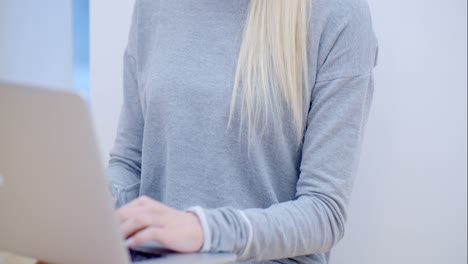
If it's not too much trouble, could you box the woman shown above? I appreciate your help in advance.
[108,0,378,263]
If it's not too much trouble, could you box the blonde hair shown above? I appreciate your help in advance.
[228,0,311,149]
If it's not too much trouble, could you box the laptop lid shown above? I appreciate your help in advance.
[0,82,130,264]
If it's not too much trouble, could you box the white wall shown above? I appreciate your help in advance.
[331,0,467,263]
[90,0,134,161]
[90,1,467,263]
[0,0,73,89]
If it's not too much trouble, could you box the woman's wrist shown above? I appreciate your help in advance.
[185,206,212,252]
[184,211,204,252]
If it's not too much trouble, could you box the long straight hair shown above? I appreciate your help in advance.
[228,0,311,149]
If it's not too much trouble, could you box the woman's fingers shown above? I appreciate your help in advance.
[117,198,144,222]
[121,214,152,238]
[118,196,172,239]
[126,227,166,248]
[115,196,203,253]
[117,196,165,222]
[120,212,169,238]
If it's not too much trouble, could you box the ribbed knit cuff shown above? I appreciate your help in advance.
[202,207,252,257]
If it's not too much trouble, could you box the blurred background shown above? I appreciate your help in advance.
[0,0,466,263]
[0,0,89,97]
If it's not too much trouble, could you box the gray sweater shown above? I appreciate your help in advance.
[107,0,379,263]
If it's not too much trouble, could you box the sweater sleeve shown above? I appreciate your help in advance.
[107,3,144,208]
[196,0,379,260]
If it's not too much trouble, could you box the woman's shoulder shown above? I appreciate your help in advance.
[310,0,378,79]
[311,0,374,32]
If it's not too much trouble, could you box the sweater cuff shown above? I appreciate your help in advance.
[186,206,212,252]
[237,210,253,259]
[202,207,252,258]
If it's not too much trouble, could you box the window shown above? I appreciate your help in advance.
[72,0,90,99]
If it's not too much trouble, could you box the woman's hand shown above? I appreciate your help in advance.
[117,196,204,253]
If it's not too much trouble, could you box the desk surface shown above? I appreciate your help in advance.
[0,251,237,264]
[0,252,37,264]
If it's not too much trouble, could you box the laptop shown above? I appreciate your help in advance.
[0,82,236,264]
